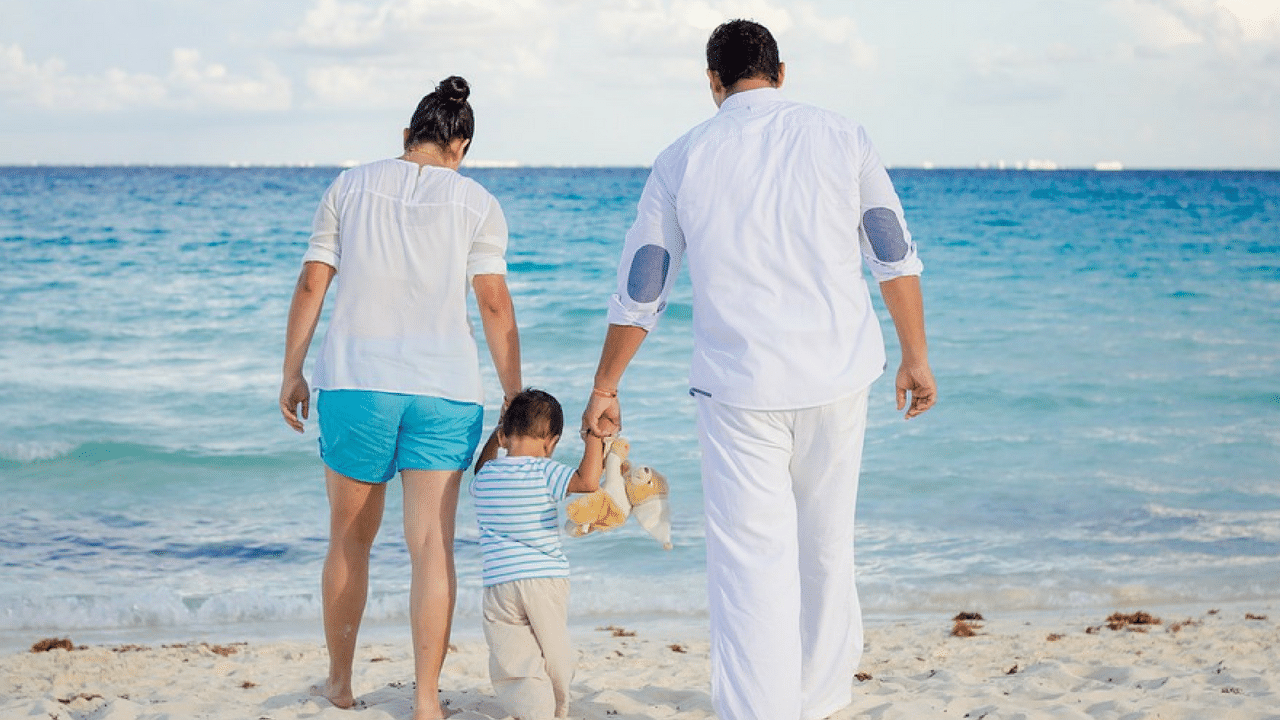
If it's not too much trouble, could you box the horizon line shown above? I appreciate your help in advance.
[2,162,1279,172]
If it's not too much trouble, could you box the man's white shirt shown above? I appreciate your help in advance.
[608,87,923,410]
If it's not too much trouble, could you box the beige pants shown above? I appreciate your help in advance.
[482,577,573,720]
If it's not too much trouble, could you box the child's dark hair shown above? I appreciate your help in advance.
[501,388,564,440]
[405,75,474,153]
[706,19,781,88]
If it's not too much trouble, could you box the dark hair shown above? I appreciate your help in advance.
[500,388,564,440]
[706,19,780,88]
[404,75,474,153]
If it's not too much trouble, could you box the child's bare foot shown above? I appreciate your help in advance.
[310,678,355,709]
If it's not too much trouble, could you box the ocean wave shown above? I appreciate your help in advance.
[0,573,710,636]
[0,440,311,469]
[0,441,75,462]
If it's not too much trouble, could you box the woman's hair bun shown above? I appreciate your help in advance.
[436,75,470,104]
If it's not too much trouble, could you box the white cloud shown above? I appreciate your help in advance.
[1115,0,1280,49]
[290,0,554,56]
[1216,0,1280,39]
[0,43,162,112]
[949,44,1068,106]
[592,0,871,66]
[287,0,559,108]
[0,43,291,113]
[168,49,292,112]
[1116,0,1280,100]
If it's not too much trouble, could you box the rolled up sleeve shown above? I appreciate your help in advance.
[856,127,923,282]
[607,167,685,330]
[302,175,342,269]
[467,197,509,279]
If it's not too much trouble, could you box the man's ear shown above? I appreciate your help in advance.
[776,61,786,88]
[707,68,725,94]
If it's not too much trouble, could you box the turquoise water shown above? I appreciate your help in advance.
[1,166,1277,646]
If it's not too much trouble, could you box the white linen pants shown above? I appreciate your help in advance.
[695,389,869,720]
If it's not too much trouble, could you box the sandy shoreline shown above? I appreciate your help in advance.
[4,602,1276,720]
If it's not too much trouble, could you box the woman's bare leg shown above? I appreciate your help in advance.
[314,466,387,708]
[401,469,463,720]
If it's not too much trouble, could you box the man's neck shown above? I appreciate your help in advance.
[712,73,780,108]
[726,77,776,96]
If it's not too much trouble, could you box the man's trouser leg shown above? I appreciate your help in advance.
[696,391,868,720]
[793,390,867,720]
[698,397,802,720]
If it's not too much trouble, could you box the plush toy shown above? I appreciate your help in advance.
[564,436,672,549]
[564,436,631,537]
[625,464,672,550]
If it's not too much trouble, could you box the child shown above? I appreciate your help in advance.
[471,388,604,720]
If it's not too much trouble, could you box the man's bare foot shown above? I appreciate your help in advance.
[310,678,355,709]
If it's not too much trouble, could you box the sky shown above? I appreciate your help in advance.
[1,0,1278,168]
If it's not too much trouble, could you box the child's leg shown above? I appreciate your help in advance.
[483,580,556,719]
[522,578,573,718]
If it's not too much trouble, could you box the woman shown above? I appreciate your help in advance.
[279,75,521,720]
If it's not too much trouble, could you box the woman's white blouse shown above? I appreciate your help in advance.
[303,158,508,403]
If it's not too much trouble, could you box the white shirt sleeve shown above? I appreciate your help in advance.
[467,195,509,280]
[302,174,343,269]
[856,126,924,282]
[607,163,686,330]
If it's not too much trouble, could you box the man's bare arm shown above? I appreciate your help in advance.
[879,275,937,419]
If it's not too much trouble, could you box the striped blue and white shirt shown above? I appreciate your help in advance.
[471,456,575,587]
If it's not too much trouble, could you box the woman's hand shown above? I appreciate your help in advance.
[280,373,312,433]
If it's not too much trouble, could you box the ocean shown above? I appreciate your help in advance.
[1,165,1277,651]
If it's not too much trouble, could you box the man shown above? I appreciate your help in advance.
[582,19,937,720]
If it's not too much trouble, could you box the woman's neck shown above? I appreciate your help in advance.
[400,144,458,170]
[399,140,466,170]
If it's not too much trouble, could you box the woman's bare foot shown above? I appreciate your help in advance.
[412,697,451,720]
[310,678,355,709]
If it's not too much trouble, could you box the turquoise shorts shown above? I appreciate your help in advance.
[316,390,484,483]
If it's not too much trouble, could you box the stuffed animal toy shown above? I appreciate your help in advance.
[625,464,672,550]
[564,436,672,549]
[564,436,631,537]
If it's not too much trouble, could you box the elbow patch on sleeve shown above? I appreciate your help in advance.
[627,244,671,303]
[863,207,909,262]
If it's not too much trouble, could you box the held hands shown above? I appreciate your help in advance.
[895,361,937,420]
[279,373,311,433]
[581,388,621,439]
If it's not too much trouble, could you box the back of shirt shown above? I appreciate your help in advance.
[471,456,575,586]
[304,158,508,402]
[609,88,923,410]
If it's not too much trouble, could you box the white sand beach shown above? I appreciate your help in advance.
[4,602,1276,720]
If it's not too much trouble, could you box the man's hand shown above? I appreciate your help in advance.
[581,392,621,438]
[280,373,311,433]
[895,361,937,419]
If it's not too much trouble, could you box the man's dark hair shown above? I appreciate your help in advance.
[500,388,564,440]
[706,19,781,88]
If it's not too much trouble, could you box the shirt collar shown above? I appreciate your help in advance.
[717,86,784,113]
